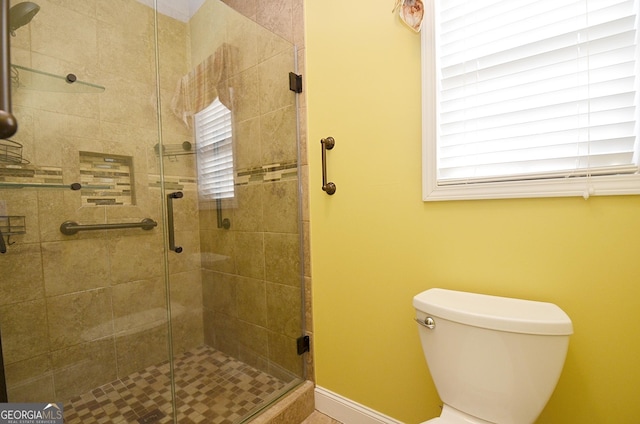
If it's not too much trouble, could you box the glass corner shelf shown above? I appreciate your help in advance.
[11,64,105,94]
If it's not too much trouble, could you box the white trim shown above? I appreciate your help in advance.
[314,386,404,424]
[421,0,640,202]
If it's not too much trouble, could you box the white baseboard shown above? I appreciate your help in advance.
[314,386,404,424]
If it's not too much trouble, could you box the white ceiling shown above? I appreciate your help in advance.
[135,0,206,22]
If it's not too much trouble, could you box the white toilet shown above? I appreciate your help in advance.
[413,288,573,424]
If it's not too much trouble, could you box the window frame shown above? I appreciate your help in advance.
[421,0,640,202]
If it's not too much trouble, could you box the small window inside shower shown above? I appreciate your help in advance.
[194,99,234,200]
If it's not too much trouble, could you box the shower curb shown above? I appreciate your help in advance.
[249,380,315,424]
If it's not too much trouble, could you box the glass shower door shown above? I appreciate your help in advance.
[157,1,306,422]
[0,0,177,421]
[0,0,306,422]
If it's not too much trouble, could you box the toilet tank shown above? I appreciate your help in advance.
[413,288,573,424]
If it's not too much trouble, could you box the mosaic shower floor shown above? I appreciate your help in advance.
[63,345,288,424]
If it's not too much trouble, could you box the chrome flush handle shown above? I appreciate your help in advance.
[415,317,435,329]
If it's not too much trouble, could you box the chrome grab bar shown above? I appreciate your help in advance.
[166,191,183,253]
[59,218,157,235]
[0,0,18,139]
[321,137,336,195]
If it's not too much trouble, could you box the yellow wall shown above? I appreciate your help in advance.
[305,1,640,423]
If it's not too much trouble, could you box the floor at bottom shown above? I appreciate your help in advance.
[63,345,288,424]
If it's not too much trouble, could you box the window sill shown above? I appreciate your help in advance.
[422,173,640,201]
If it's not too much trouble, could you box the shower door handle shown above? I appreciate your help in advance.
[321,137,336,195]
[167,191,183,253]
[0,0,18,139]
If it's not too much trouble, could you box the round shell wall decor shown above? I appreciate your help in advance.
[393,0,425,32]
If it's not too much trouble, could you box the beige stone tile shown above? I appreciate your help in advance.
[111,277,167,334]
[45,0,97,19]
[200,227,236,273]
[46,288,113,349]
[256,0,294,43]
[236,276,267,326]
[258,51,296,115]
[103,184,162,224]
[7,371,55,403]
[114,322,169,377]
[98,73,158,130]
[251,381,315,424]
[304,275,313,329]
[261,105,298,166]
[293,0,305,48]
[256,23,292,63]
[234,116,262,170]
[202,270,237,318]
[234,231,265,279]
[168,229,201,274]
[202,307,216,346]
[264,232,300,287]
[233,184,264,232]
[3,353,51,389]
[226,10,260,75]
[210,310,239,356]
[0,242,45,306]
[236,319,269,362]
[229,67,260,123]
[303,221,311,276]
[170,188,200,230]
[0,299,49,364]
[170,306,203,355]
[169,270,204,352]
[0,188,39,244]
[267,282,302,339]
[298,105,309,166]
[9,30,31,54]
[169,269,202,309]
[107,231,164,284]
[268,331,303,378]
[41,238,110,296]
[30,107,100,170]
[198,203,218,231]
[99,120,162,177]
[222,0,257,21]
[263,180,299,234]
[156,12,190,90]
[30,0,98,68]
[7,104,35,161]
[37,190,106,242]
[52,337,117,400]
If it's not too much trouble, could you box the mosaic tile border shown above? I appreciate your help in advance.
[236,162,298,186]
[0,164,63,184]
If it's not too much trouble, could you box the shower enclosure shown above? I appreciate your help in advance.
[0,0,306,423]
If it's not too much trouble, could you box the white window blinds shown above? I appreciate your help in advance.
[434,0,639,186]
[194,98,234,200]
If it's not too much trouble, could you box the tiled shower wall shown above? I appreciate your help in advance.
[235,0,312,383]
[0,0,200,401]
[190,1,308,380]
[0,0,312,404]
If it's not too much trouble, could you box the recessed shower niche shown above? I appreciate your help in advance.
[79,151,135,206]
